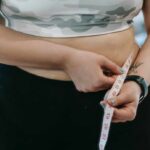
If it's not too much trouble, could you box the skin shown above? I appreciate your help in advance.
[107,0,150,123]
[0,0,149,123]
[18,28,139,80]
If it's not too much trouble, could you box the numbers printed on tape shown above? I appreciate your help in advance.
[99,52,134,150]
[104,123,109,130]
[106,113,111,120]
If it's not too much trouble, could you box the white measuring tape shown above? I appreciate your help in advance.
[99,52,134,150]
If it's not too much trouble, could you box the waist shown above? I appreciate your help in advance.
[18,27,140,81]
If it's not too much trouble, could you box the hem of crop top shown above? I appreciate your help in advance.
[1,11,133,38]
[6,23,133,38]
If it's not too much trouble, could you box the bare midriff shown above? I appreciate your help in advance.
[19,27,140,81]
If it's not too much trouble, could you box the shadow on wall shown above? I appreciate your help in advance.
[133,11,147,46]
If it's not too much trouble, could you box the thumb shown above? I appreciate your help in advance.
[101,57,124,75]
[107,93,129,107]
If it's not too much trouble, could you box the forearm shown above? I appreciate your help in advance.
[128,34,150,84]
[0,25,75,70]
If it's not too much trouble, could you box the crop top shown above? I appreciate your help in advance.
[0,0,143,38]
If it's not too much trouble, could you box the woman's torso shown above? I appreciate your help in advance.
[18,28,140,80]
[0,0,143,80]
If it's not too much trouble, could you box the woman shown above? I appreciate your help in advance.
[0,0,149,150]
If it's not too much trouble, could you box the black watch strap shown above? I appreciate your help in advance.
[125,75,149,103]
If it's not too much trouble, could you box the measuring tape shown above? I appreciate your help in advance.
[99,52,134,150]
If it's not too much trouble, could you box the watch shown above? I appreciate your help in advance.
[125,75,149,103]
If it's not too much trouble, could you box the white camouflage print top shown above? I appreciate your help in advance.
[0,0,143,37]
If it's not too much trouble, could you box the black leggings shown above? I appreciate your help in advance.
[0,64,106,150]
[0,64,149,150]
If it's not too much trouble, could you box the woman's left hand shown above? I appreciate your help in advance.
[101,81,142,123]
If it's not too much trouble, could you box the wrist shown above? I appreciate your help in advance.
[57,46,78,70]
[125,81,142,97]
[61,47,80,70]
[125,75,149,102]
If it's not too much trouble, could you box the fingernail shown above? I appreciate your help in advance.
[119,68,125,74]
[108,97,117,106]
[100,101,106,109]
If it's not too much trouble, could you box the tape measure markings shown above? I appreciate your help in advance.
[99,52,134,150]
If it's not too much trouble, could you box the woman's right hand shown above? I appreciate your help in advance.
[64,50,123,92]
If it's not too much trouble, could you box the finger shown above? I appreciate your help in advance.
[102,75,116,86]
[112,113,128,123]
[95,71,116,90]
[101,57,124,75]
[107,93,132,107]
[112,105,137,122]
[112,119,127,123]
[100,101,107,109]
[112,115,127,123]
[111,75,118,80]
